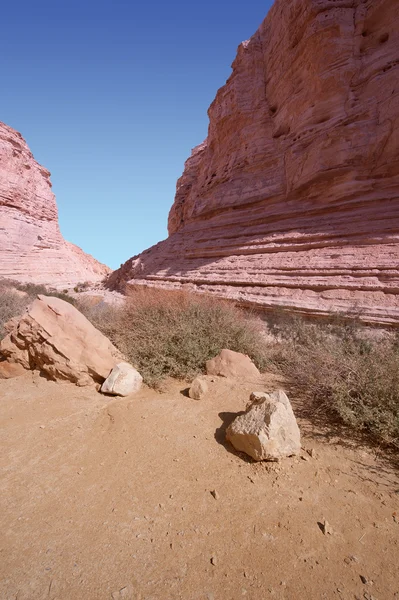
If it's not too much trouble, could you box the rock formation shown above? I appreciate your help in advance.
[0,121,110,286]
[109,0,399,325]
[0,295,122,386]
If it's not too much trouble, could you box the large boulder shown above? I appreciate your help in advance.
[0,295,123,386]
[206,349,260,379]
[226,390,301,461]
[101,362,143,397]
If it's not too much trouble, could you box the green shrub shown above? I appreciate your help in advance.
[79,287,267,387]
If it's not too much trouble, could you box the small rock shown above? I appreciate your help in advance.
[101,362,143,397]
[210,490,220,500]
[320,519,333,535]
[210,556,217,566]
[189,376,208,400]
[301,455,309,462]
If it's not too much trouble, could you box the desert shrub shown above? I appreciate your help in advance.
[0,279,77,339]
[266,314,399,447]
[49,291,76,305]
[0,290,28,339]
[16,282,49,297]
[80,287,267,386]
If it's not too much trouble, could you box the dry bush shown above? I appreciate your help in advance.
[266,314,399,447]
[0,290,29,339]
[0,278,76,340]
[79,287,267,386]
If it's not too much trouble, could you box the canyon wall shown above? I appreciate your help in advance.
[0,121,110,286]
[109,0,399,325]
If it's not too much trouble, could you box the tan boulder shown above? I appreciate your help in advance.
[226,390,301,461]
[189,376,209,400]
[206,349,260,379]
[0,295,122,386]
[101,362,143,397]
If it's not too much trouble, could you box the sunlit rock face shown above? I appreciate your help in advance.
[0,121,110,286]
[108,0,399,325]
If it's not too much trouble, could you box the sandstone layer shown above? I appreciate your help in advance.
[0,121,110,286]
[109,0,399,325]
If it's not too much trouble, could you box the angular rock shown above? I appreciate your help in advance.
[226,390,301,461]
[101,362,143,396]
[108,0,399,326]
[189,376,208,400]
[206,349,260,379]
[0,121,110,286]
[0,295,122,386]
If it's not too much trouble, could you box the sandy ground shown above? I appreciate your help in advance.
[0,372,398,600]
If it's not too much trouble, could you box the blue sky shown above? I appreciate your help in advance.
[1,1,273,269]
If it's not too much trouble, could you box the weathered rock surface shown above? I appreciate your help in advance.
[189,376,209,400]
[0,121,110,286]
[226,390,301,461]
[101,362,143,396]
[0,295,122,385]
[109,0,399,325]
[206,349,260,380]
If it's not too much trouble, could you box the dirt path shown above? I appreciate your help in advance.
[0,372,398,600]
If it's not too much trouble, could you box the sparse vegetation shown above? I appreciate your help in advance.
[265,313,399,448]
[0,278,76,338]
[79,287,268,387]
[2,276,398,450]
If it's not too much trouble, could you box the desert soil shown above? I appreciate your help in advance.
[0,372,398,600]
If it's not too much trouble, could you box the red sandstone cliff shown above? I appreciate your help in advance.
[0,121,110,286]
[109,0,399,325]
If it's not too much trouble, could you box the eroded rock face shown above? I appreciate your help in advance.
[0,295,122,386]
[109,0,399,325]
[0,121,110,286]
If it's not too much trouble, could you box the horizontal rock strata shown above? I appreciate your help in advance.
[0,121,110,286]
[109,0,399,325]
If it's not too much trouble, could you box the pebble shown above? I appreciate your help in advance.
[210,556,217,566]
[320,519,334,535]
[344,555,359,565]
[210,490,220,500]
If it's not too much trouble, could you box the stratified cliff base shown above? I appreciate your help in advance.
[108,0,399,325]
